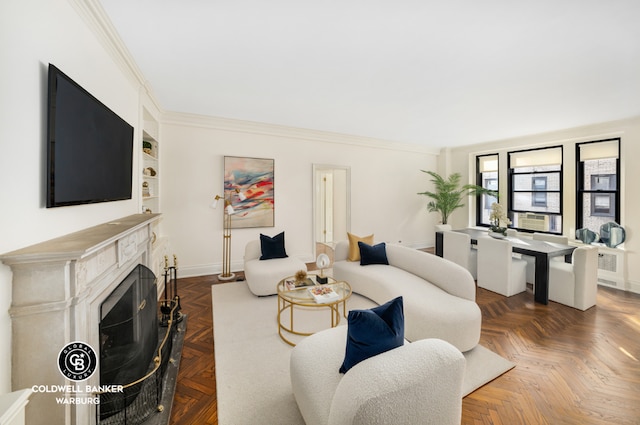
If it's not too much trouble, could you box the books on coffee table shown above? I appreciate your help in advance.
[284,278,315,290]
[308,285,340,303]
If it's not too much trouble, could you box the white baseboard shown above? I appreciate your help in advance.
[625,279,640,294]
[179,261,244,279]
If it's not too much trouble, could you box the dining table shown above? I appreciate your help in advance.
[435,228,576,305]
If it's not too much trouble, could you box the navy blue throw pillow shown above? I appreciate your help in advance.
[358,241,389,265]
[339,296,404,373]
[259,232,288,260]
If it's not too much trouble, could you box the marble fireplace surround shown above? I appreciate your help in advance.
[0,214,161,425]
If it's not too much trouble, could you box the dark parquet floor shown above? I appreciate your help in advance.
[169,268,640,425]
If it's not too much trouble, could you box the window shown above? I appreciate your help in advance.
[508,146,563,233]
[576,139,620,232]
[590,175,616,216]
[476,154,499,227]
[531,177,547,207]
[484,178,498,209]
[592,193,613,216]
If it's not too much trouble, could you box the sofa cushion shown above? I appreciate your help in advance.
[340,296,404,373]
[347,232,374,262]
[358,241,389,265]
[259,232,288,260]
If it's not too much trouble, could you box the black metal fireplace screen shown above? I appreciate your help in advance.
[96,262,181,425]
[96,302,178,424]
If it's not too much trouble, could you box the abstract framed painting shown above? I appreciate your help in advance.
[224,156,275,228]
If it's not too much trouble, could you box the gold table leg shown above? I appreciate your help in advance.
[277,296,347,347]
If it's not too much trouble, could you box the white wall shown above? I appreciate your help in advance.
[444,117,640,293]
[0,0,146,393]
[159,114,439,277]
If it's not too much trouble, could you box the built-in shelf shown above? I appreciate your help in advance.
[142,127,160,214]
[141,108,168,301]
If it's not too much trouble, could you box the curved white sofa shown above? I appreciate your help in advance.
[291,326,465,425]
[332,241,481,352]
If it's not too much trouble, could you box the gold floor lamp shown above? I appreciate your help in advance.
[211,188,246,281]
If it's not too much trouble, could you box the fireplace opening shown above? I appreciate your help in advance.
[98,264,158,422]
[100,264,158,386]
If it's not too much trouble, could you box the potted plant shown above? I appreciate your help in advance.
[488,202,511,237]
[418,170,497,226]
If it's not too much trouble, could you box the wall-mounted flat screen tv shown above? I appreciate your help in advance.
[47,64,134,208]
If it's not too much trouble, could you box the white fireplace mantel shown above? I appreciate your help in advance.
[0,214,162,425]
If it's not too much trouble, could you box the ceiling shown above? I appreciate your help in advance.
[98,0,640,149]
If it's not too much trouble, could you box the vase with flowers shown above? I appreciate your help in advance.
[489,202,511,238]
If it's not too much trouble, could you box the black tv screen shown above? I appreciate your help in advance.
[47,64,134,208]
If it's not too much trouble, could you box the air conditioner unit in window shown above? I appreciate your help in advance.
[517,213,550,232]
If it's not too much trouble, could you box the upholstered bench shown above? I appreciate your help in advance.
[243,235,307,296]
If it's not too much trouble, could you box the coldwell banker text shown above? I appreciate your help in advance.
[32,385,124,405]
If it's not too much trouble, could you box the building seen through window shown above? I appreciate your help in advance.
[475,140,621,237]
[577,139,620,232]
[476,154,498,226]
[508,146,563,234]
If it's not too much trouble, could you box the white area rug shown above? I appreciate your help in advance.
[213,281,515,425]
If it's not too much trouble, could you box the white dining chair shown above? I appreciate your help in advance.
[548,245,598,311]
[477,237,527,296]
[442,231,477,279]
[525,233,569,284]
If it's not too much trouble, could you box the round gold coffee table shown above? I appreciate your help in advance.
[277,275,352,346]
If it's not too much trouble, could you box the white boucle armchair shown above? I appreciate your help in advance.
[290,326,465,425]
[243,240,307,296]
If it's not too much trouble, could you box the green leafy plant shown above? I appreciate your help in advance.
[418,170,497,225]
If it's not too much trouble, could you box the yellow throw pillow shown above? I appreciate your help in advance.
[347,232,374,262]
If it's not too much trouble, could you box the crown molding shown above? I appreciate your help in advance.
[68,0,164,114]
[452,115,640,154]
[162,111,439,155]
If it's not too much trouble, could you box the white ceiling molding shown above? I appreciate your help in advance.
[450,116,635,155]
[69,0,164,113]
[162,111,440,155]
